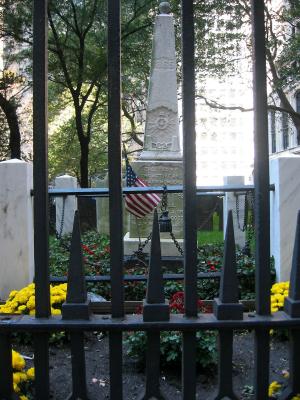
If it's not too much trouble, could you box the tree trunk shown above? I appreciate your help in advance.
[0,93,21,159]
[266,49,300,142]
[79,138,89,188]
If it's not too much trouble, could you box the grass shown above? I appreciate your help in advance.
[197,212,223,245]
[197,230,223,245]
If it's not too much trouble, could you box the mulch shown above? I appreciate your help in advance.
[18,330,289,399]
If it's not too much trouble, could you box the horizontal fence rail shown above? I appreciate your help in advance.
[46,184,275,197]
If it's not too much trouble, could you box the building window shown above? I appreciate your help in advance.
[282,111,289,150]
[270,110,276,153]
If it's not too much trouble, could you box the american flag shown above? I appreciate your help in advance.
[125,162,161,218]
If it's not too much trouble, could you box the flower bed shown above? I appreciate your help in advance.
[0,283,67,315]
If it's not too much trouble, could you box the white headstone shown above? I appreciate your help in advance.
[223,176,246,248]
[0,160,34,300]
[55,174,77,236]
[270,153,300,281]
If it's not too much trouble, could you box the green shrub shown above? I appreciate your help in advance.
[125,330,217,370]
[124,292,217,370]
[49,233,275,301]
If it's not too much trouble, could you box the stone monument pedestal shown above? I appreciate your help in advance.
[124,232,183,257]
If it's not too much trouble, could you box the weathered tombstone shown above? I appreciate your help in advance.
[124,2,183,257]
[0,160,34,299]
[270,154,300,281]
[55,174,77,236]
[223,176,246,248]
[95,176,110,235]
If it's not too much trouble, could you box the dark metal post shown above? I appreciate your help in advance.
[182,0,197,398]
[251,1,270,398]
[213,211,242,399]
[62,211,90,399]
[108,0,123,398]
[33,0,50,398]
[140,210,169,400]
[0,334,13,399]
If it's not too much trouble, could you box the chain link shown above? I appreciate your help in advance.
[160,185,168,212]
[169,232,184,256]
[57,196,66,239]
[236,192,247,232]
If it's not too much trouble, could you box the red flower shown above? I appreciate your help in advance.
[135,305,143,314]
[209,265,217,271]
[82,244,95,256]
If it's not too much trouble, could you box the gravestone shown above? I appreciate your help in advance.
[223,176,246,248]
[55,174,77,236]
[124,2,183,257]
[0,160,34,299]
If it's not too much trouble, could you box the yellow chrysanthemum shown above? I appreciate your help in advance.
[268,381,281,396]
[12,350,25,371]
[26,367,35,380]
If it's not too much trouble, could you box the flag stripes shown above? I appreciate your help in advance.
[125,163,160,218]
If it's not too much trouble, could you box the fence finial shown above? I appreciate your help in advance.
[62,210,91,320]
[285,210,300,317]
[143,209,169,322]
[213,210,243,320]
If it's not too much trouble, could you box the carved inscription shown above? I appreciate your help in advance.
[155,58,176,70]
[145,107,179,152]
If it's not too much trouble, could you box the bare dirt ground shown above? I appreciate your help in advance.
[18,331,289,399]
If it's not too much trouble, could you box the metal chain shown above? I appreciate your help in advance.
[160,185,168,212]
[57,196,66,239]
[169,232,184,256]
[137,232,152,255]
[235,192,247,232]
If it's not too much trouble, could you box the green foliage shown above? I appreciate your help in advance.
[49,234,274,302]
[0,109,10,161]
[49,231,111,298]
[48,109,108,182]
[125,330,217,370]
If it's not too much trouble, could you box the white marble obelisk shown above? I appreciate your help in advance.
[124,2,183,256]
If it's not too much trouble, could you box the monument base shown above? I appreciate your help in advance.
[124,232,183,257]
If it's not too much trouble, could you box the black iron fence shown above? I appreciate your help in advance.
[1,1,300,399]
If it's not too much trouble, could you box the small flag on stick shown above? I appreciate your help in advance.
[125,161,161,218]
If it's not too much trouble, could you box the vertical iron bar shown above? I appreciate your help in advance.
[182,0,197,319]
[182,332,197,400]
[34,332,50,400]
[213,212,242,399]
[33,0,50,319]
[0,334,13,399]
[109,332,123,400]
[254,329,270,399]
[288,329,300,395]
[68,333,89,400]
[62,211,90,399]
[144,332,163,399]
[108,0,123,398]
[251,0,270,316]
[251,2,270,398]
[215,331,238,400]
[181,1,197,398]
[107,0,124,320]
[141,211,168,399]
[33,1,50,398]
